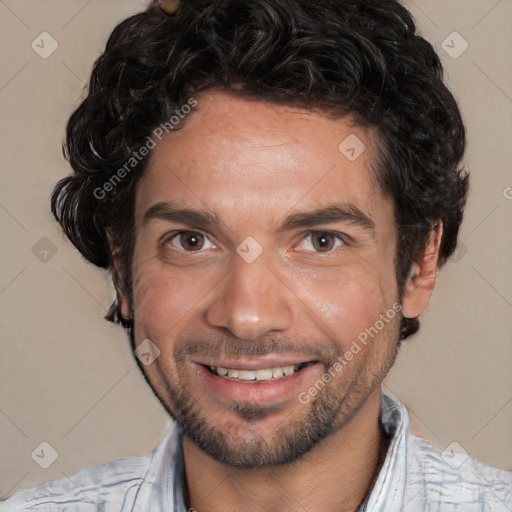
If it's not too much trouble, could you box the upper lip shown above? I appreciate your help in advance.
[194,358,318,371]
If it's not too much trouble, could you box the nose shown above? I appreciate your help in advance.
[205,253,294,340]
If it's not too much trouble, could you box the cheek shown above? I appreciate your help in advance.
[132,262,205,342]
[295,266,397,350]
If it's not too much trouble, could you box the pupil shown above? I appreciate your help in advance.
[183,233,202,250]
[315,234,332,251]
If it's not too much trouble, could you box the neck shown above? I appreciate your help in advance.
[182,388,386,512]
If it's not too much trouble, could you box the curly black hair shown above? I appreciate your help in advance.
[51,0,468,340]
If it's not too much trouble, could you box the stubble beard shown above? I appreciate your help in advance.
[130,320,401,469]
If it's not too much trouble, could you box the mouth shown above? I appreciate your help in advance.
[202,362,316,382]
[194,359,322,405]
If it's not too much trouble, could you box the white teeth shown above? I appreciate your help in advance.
[238,370,256,381]
[283,365,295,376]
[272,367,284,378]
[210,364,305,381]
[255,368,273,381]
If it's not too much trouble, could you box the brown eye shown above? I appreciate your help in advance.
[180,232,204,251]
[311,233,336,252]
[168,231,208,251]
[298,231,345,253]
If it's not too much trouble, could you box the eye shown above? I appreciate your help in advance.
[298,231,346,253]
[166,231,215,252]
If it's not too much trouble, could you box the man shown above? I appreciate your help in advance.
[3,0,511,510]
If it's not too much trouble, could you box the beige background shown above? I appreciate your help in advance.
[1,0,511,499]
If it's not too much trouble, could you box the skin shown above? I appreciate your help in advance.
[113,91,442,512]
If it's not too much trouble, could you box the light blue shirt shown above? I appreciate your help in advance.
[2,393,511,511]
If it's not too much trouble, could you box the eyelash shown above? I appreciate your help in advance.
[162,230,215,252]
[161,230,349,254]
[299,231,348,253]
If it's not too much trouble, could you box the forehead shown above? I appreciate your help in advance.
[135,91,391,232]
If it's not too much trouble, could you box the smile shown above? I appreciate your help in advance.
[206,362,313,382]
[195,360,322,403]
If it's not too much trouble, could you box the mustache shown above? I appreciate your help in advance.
[174,333,340,366]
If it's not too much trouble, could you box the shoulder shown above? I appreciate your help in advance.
[0,453,151,512]
[378,393,511,511]
[405,432,512,511]
[0,423,181,512]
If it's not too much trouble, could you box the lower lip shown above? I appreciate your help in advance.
[195,363,322,404]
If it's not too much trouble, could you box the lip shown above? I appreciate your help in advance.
[194,361,322,404]
[193,357,318,371]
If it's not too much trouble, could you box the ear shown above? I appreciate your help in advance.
[107,230,133,321]
[401,221,443,319]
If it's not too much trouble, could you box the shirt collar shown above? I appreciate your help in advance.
[364,393,408,511]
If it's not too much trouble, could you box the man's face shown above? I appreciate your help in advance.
[126,91,401,467]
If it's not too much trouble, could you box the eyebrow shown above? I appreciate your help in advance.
[142,202,221,230]
[276,203,375,233]
[141,201,375,233]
